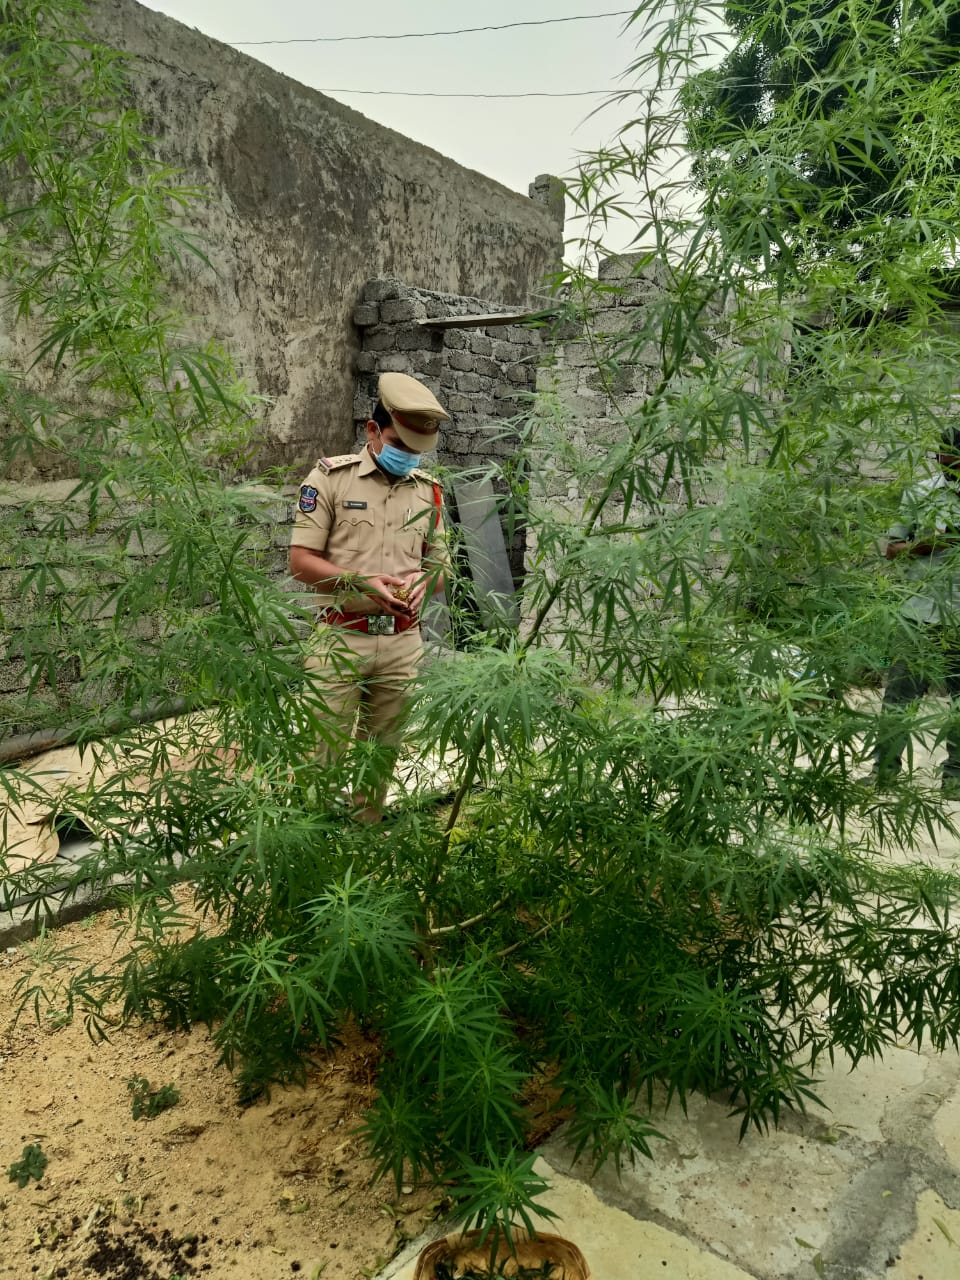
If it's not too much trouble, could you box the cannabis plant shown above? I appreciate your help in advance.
[7,0,960,1241]
[0,0,394,1080]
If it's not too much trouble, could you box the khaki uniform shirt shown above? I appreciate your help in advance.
[290,447,448,607]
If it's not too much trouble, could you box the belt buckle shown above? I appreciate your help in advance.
[368,615,396,636]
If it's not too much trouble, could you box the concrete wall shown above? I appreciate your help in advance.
[534,256,677,517]
[527,255,736,601]
[70,0,561,474]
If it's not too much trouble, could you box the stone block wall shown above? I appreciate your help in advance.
[533,255,731,532]
[0,484,292,742]
[350,279,545,580]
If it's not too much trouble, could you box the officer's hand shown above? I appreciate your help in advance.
[398,572,428,616]
[366,574,410,615]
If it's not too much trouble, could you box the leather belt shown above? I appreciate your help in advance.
[319,608,418,635]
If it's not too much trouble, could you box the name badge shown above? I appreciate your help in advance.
[343,500,367,509]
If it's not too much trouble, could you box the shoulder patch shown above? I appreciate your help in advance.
[298,484,319,514]
[317,453,360,473]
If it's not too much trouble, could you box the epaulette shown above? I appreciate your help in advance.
[316,453,360,473]
[412,466,440,484]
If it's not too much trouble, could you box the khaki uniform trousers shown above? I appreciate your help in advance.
[305,622,423,819]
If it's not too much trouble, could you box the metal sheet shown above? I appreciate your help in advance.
[452,477,520,627]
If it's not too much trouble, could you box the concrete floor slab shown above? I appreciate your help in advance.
[382,1156,757,1280]
[886,1189,960,1279]
[933,1076,960,1167]
[531,1036,960,1280]
[814,1047,928,1144]
[544,1093,859,1278]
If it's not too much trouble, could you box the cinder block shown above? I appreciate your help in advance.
[486,437,517,457]
[591,305,653,338]
[607,336,663,367]
[364,327,396,352]
[0,570,24,601]
[417,353,443,377]
[378,353,414,373]
[130,615,158,640]
[447,351,475,372]
[558,340,604,368]
[505,326,539,346]
[457,373,482,393]
[442,330,467,350]
[380,299,424,324]
[597,252,647,281]
[352,304,379,327]
[492,400,521,418]
[363,280,401,303]
[616,279,657,307]
[469,333,493,356]
[581,364,641,396]
[396,326,432,351]
[0,658,29,694]
[444,394,472,413]
[353,351,377,373]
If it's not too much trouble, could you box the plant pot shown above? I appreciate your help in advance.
[413,1228,590,1280]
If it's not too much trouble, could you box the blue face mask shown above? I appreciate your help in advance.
[376,435,419,477]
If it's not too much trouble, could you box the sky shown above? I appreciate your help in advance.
[136,2,663,252]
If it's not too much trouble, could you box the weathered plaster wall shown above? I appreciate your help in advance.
[77,0,562,471]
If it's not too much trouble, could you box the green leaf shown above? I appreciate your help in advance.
[7,1144,48,1188]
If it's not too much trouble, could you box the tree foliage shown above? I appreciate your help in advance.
[682,0,960,265]
[6,0,960,1246]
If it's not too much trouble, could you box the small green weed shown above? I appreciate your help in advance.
[7,1143,47,1187]
[127,1076,180,1120]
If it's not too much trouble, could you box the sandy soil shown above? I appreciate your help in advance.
[0,903,444,1280]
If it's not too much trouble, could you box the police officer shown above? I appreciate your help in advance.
[289,372,449,820]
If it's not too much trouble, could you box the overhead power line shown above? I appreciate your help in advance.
[316,68,955,99]
[231,10,635,48]
[305,60,960,99]
[323,88,614,98]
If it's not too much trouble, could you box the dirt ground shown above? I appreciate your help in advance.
[0,903,445,1280]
